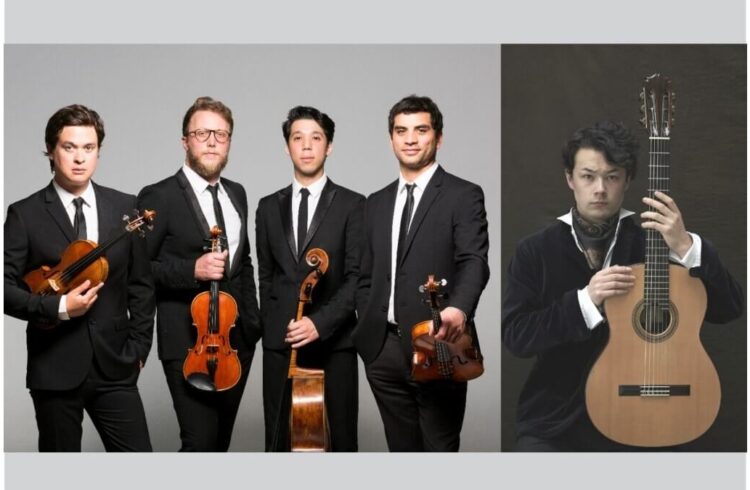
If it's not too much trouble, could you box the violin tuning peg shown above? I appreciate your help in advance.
[122,214,130,222]
[439,279,447,286]
[418,285,426,293]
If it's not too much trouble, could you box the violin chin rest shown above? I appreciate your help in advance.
[186,373,216,392]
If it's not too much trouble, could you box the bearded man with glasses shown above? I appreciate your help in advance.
[137,96,261,451]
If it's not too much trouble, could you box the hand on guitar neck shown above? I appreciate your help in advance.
[641,190,693,258]
[432,306,466,343]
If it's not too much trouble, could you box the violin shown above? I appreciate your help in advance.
[182,226,242,392]
[411,274,484,382]
[287,248,330,452]
[23,209,156,297]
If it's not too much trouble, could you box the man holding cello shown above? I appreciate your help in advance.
[4,104,155,451]
[256,106,364,451]
[137,96,261,451]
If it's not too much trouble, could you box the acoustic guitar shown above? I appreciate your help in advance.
[585,74,720,447]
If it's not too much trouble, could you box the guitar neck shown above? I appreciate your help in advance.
[644,135,671,306]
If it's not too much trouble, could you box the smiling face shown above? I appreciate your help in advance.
[50,125,99,195]
[182,110,231,183]
[390,112,442,179]
[285,118,331,185]
[566,147,630,224]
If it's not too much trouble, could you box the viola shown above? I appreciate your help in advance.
[182,226,242,392]
[287,248,330,452]
[411,274,484,382]
[23,209,156,297]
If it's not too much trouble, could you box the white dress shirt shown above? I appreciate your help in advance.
[557,208,703,330]
[53,180,98,320]
[292,174,328,255]
[182,164,241,268]
[388,163,440,324]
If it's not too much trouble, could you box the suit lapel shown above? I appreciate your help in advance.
[43,182,76,243]
[176,169,211,238]
[277,186,297,262]
[398,167,444,267]
[92,182,120,245]
[220,179,246,277]
[300,180,337,258]
[381,180,398,264]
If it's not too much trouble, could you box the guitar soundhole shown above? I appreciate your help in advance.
[632,301,678,342]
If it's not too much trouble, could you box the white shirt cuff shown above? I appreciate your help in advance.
[670,232,701,268]
[578,287,604,330]
[58,294,70,321]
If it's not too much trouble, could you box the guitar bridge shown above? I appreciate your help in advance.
[618,384,691,397]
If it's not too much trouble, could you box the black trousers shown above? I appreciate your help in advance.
[514,411,684,452]
[30,360,151,452]
[263,346,359,452]
[365,330,467,451]
[162,347,253,452]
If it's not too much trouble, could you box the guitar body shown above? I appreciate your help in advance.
[289,368,330,452]
[586,263,720,447]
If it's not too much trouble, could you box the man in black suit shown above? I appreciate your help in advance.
[137,96,261,451]
[354,95,490,451]
[256,106,363,451]
[4,104,154,451]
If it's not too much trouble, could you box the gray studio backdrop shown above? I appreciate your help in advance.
[500,45,746,451]
[4,45,501,452]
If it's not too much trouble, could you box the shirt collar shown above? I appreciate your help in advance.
[557,207,634,226]
[399,162,439,193]
[292,173,328,198]
[182,163,223,195]
[52,179,96,208]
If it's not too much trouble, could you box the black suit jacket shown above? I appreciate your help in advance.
[256,179,364,352]
[136,169,261,361]
[4,182,155,390]
[354,166,490,364]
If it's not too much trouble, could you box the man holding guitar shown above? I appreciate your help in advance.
[502,119,743,451]
[354,95,490,451]
[4,104,155,451]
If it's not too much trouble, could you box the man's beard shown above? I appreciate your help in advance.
[186,149,228,181]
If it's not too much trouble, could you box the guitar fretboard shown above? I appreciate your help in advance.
[644,135,671,307]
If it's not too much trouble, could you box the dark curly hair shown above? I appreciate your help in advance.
[562,121,638,179]
[282,106,335,143]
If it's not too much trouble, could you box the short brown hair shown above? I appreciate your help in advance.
[181,96,234,136]
[44,104,105,171]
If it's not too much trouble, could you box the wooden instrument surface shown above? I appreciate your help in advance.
[288,248,330,452]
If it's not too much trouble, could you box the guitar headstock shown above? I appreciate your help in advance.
[418,274,447,309]
[123,209,156,237]
[639,73,675,137]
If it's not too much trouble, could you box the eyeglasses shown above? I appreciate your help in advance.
[187,128,232,143]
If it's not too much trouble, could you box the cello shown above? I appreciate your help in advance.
[24,209,156,297]
[183,226,242,392]
[287,248,330,452]
[411,274,484,382]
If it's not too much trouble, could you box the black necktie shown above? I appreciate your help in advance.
[73,197,87,240]
[206,184,229,266]
[396,183,415,262]
[298,188,310,257]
